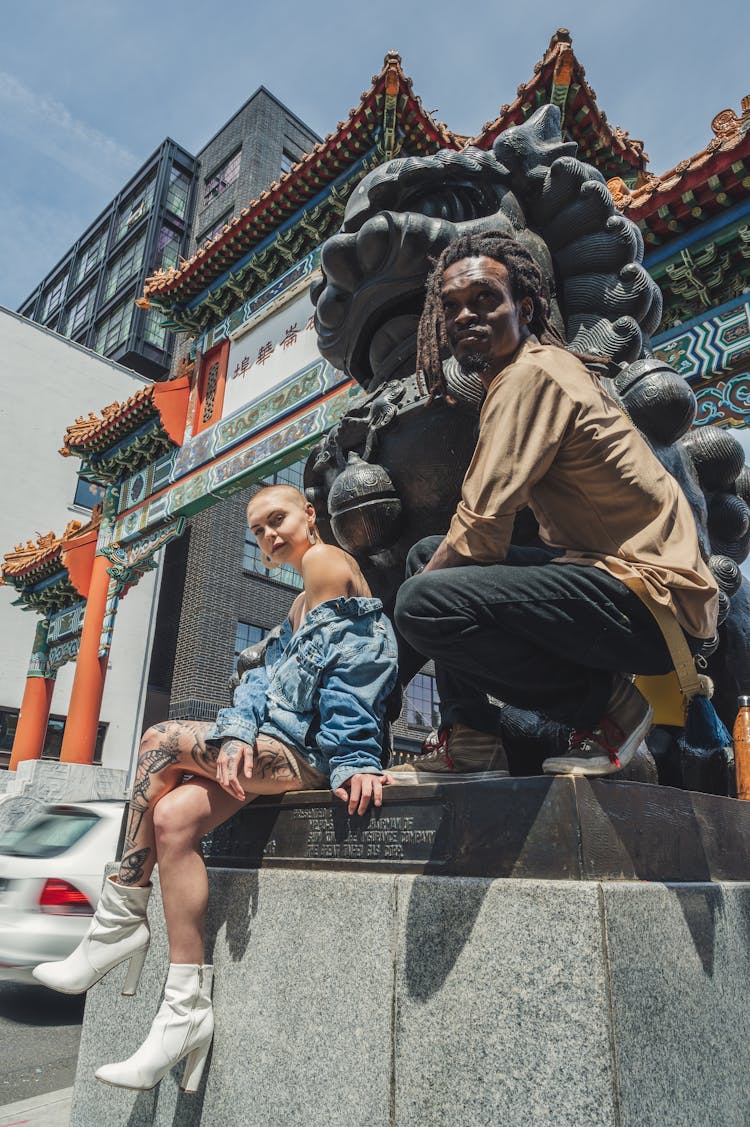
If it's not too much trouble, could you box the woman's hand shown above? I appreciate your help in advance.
[217,738,255,800]
[334,771,395,816]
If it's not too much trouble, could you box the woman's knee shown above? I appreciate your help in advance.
[153,790,202,850]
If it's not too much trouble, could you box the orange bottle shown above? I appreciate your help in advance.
[734,695,750,800]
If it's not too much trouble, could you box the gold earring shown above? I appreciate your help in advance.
[307,524,317,545]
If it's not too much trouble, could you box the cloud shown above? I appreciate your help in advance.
[0,188,86,308]
[0,70,137,192]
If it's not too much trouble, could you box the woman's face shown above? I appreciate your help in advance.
[246,487,314,571]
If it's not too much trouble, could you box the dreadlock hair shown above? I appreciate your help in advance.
[417,231,570,403]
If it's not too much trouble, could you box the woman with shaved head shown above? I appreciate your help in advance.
[33,483,397,1092]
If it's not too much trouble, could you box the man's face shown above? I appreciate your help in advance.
[441,257,532,385]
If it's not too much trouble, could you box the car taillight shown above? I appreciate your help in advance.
[38,879,94,916]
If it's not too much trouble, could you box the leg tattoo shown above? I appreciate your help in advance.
[119,847,151,885]
[126,730,183,846]
[190,739,219,772]
[255,740,297,783]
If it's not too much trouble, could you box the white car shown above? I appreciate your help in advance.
[0,800,125,984]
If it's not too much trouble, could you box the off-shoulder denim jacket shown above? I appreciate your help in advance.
[205,597,398,792]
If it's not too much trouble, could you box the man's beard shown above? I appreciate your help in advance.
[458,352,491,376]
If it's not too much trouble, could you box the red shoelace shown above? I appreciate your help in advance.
[421,727,455,770]
[568,716,625,768]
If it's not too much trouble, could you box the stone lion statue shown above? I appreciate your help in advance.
[303,105,749,789]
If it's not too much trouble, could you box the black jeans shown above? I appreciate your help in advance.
[394,537,676,733]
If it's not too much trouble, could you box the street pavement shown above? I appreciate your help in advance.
[0,981,83,1109]
[0,1087,73,1127]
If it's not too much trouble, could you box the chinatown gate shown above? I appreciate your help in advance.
[4,33,750,776]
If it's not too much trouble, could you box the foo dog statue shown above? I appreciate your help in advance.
[303,105,749,790]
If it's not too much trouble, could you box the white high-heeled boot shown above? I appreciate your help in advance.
[95,964,214,1092]
[33,875,151,996]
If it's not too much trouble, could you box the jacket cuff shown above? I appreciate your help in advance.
[205,716,258,746]
[329,764,383,792]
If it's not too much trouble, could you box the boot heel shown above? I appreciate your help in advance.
[180,1037,211,1093]
[121,947,148,996]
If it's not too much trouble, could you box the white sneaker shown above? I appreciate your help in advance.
[542,676,653,777]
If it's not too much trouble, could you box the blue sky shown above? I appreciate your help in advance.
[1,0,748,309]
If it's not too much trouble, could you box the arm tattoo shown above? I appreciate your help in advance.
[119,847,150,886]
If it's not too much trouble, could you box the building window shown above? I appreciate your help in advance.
[114,178,157,244]
[94,297,133,355]
[103,233,146,301]
[404,673,440,728]
[157,225,182,272]
[143,307,169,351]
[203,150,240,204]
[196,210,233,248]
[234,622,267,663]
[73,232,106,287]
[279,149,295,176]
[166,167,191,220]
[0,708,106,767]
[73,479,105,510]
[42,274,68,321]
[242,460,306,589]
[64,286,96,337]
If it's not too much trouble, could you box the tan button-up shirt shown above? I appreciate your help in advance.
[445,337,718,640]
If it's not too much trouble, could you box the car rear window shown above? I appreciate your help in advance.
[0,809,100,858]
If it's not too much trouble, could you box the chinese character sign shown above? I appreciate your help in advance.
[222,288,320,420]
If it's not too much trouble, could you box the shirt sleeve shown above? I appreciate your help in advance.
[445,361,574,562]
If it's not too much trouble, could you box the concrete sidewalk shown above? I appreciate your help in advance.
[0,1087,72,1127]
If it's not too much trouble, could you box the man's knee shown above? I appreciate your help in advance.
[405,536,442,577]
[395,573,437,646]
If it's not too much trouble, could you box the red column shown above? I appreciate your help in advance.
[59,553,111,764]
[9,675,55,770]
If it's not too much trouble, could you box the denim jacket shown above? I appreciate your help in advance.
[206,597,398,792]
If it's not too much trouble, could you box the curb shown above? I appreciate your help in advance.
[0,1086,73,1127]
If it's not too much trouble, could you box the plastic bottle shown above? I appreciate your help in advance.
[733,695,750,800]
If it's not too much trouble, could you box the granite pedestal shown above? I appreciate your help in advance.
[68,779,750,1126]
[0,760,128,835]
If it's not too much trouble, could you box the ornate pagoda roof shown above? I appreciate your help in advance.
[1,509,102,614]
[60,373,191,484]
[608,95,750,246]
[141,52,457,319]
[470,28,648,181]
[141,34,655,334]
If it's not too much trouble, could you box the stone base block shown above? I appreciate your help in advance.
[69,869,750,1127]
[0,760,128,834]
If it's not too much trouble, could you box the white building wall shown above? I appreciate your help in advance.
[0,307,159,773]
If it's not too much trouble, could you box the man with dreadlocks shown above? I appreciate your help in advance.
[392,231,718,777]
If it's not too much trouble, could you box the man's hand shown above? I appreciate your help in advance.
[217,738,255,800]
[420,537,472,573]
[334,771,395,816]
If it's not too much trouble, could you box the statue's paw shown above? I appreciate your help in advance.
[542,178,615,251]
[680,426,750,567]
[613,358,696,445]
[563,262,659,326]
[680,426,746,491]
[533,155,606,225]
[554,214,644,277]
[567,314,643,365]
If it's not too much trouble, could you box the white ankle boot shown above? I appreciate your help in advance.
[95,964,214,1092]
[33,875,151,996]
